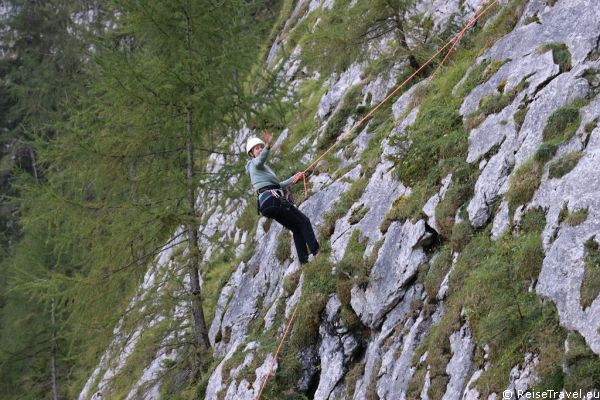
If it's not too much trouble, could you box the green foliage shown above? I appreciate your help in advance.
[319,84,366,151]
[319,176,368,239]
[276,233,293,262]
[539,43,572,73]
[344,362,365,399]
[506,159,542,214]
[283,269,302,296]
[584,119,598,134]
[394,73,468,186]
[450,220,474,252]
[542,106,581,145]
[237,202,260,232]
[203,249,239,322]
[380,185,432,233]
[563,332,600,391]
[435,169,477,238]
[559,204,589,226]
[548,152,582,179]
[291,251,336,348]
[520,207,547,234]
[523,14,541,25]
[300,0,439,76]
[423,245,453,300]
[455,230,565,395]
[534,143,558,163]
[348,203,370,225]
[580,237,600,309]
[513,103,529,130]
[466,78,529,129]
[454,59,508,98]
[337,230,370,288]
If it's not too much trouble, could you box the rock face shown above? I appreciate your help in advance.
[351,220,429,329]
[79,1,600,399]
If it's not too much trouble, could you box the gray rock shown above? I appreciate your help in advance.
[352,284,428,400]
[363,62,405,104]
[491,201,510,240]
[422,174,453,234]
[314,295,361,400]
[317,63,364,119]
[330,160,407,263]
[443,323,475,400]
[481,0,600,68]
[298,346,320,393]
[351,220,429,328]
[505,353,540,396]
[534,123,600,354]
[392,81,426,120]
[376,305,442,400]
[468,65,592,228]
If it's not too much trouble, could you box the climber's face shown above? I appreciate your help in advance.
[251,144,264,158]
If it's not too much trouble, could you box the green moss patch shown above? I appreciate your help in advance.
[506,159,543,214]
[348,203,369,225]
[380,185,433,233]
[466,78,529,129]
[580,237,600,309]
[435,167,477,238]
[319,176,369,240]
[533,143,558,163]
[542,106,581,145]
[291,250,336,348]
[560,207,589,227]
[423,245,453,300]
[318,84,367,152]
[539,43,572,73]
[276,233,292,262]
[548,152,582,179]
[520,207,547,234]
[450,220,474,253]
[563,332,600,391]
[513,103,529,130]
[203,249,239,322]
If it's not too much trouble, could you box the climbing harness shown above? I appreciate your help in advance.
[254,1,500,398]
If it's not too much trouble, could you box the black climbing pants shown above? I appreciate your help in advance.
[259,194,319,264]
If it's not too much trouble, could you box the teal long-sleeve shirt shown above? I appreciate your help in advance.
[246,146,294,191]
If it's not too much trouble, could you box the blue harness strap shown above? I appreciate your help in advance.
[258,189,284,209]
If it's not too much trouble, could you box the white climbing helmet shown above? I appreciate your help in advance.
[246,137,265,157]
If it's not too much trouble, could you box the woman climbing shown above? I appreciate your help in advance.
[246,130,320,264]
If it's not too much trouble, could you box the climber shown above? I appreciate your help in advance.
[246,130,320,264]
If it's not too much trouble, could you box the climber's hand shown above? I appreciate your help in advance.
[292,172,305,185]
[261,130,273,147]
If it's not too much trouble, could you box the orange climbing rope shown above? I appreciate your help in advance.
[299,0,499,197]
[255,2,499,399]
[254,303,300,400]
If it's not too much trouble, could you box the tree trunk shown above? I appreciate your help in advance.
[51,298,59,400]
[183,1,209,351]
[29,146,39,183]
[185,105,210,350]
[393,15,421,71]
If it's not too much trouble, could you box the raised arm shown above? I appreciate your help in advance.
[250,130,273,168]
[251,145,270,168]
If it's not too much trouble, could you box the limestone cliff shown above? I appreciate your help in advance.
[79,0,600,399]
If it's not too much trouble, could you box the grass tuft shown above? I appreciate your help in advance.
[506,159,542,214]
[539,43,572,73]
[548,152,582,179]
[542,106,581,145]
[580,237,600,309]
